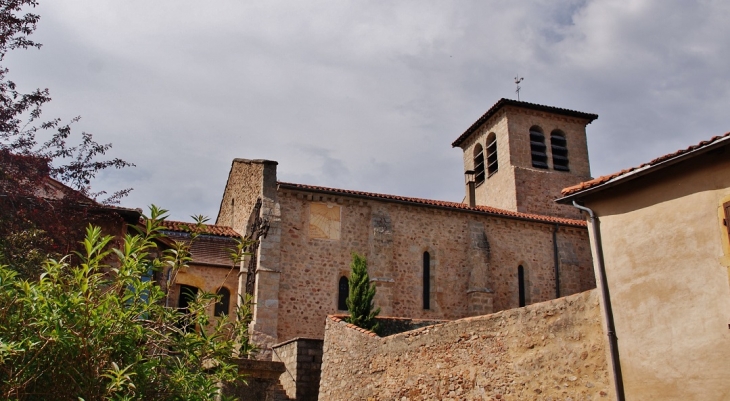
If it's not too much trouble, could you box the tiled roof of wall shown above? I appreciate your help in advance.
[451,98,598,148]
[278,181,586,227]
[161,230,241,267]
[561,132,730,198]
[188,238,240,267]
[328,315,379,338]
[158,220,241,238]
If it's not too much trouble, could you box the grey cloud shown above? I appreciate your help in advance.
[5,0,730,220]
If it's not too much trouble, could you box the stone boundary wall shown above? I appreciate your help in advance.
[319,289,611,400]
[222,359,290,400]
[272,337,324,401]
[329,315,449,337]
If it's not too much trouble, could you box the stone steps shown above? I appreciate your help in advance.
[266,382,293,401]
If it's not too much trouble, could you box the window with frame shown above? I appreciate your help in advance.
[178,284,199,310]
[214,287,231,317]
[551,130,569,171]
[473,144,485,185]
[486,133,498,177]
[529,127,548,169]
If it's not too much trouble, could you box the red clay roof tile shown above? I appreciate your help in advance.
[278,181,586,227]
[561,132,730,197]
[158,220,241,238]
[452,98,598,148]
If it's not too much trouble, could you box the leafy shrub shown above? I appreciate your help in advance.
[0,206,253,401]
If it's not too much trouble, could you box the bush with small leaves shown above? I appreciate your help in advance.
[0,206,254,401]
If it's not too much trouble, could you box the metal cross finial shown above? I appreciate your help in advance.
[514,75,524,101]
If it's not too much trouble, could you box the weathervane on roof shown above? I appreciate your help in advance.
[514,75,524,101]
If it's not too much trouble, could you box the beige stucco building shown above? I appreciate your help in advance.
[558,132,730,400]
[213,99,599,353]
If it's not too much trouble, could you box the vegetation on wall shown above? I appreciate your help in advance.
[345,253,381,333]
[0,206,254,400]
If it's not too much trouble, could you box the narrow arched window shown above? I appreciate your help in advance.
[214,287,231,317]
[551,130,569,171]
[473,144,485,185]
[518,265,526,307]
[423,252,431,309]
[338,276,349,310]
[178,284,199,310]
[177,284,199,332]
[486,133,498,177]
[529,127,548,169]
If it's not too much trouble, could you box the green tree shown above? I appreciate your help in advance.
[0,0,134,280]
[345,253,380,333]
[0,206,254,400]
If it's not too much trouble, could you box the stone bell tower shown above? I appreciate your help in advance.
[452,98,598,220]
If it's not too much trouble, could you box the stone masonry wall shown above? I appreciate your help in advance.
[215,158,283,357]
[461,110,517,213]
[506,107,592,219]
[271,189,595,343]
[319,289,611,400]
[272,338,324,401]
[222,359,289,400]
[461,106,592,220]
[215,158,277,234]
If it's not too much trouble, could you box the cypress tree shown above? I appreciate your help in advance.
[345,253,381,333]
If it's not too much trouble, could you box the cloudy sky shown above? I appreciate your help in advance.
[6,0,730,221]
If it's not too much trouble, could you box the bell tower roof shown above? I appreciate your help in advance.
[451,98,598,148]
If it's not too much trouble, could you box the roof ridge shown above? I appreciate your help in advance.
[451,98,598,148]
[561,132,730,197]
[278,181,586,227]
[157,219,241,238]
[161,218,232,228]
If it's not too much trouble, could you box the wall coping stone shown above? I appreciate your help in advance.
[233,359,285,380]
[271,337,325,349]
[328,315,452,338]
[329,292,595,341]
[328,316,379,338]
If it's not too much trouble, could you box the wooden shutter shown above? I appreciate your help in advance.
[724,201,730,236]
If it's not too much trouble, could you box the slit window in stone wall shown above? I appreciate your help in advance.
[309,202,341,240]
[473,144,485,185]
[530,127,548,169]
[338,276,349,311]
[214,287,230,317]
[518,265,526,307]
[551,131,570,171]
[486,133,498,177]
[423,251,431,310]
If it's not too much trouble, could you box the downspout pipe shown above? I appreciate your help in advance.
[553,224,560,299]
[572,201,626,401]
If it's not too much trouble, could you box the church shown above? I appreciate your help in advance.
[200,98,601,354]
